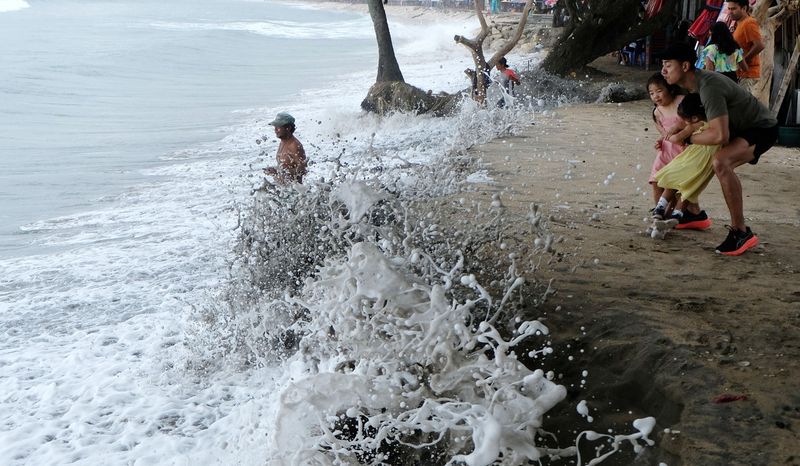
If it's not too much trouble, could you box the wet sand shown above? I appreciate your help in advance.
[468,61,800,464]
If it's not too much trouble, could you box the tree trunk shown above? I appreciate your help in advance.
[367,0,404,83]
[361,0,464,115]
[361,82,461,116]
[541,0,679,76]
[753,22,777,107]
[749,0,800,107]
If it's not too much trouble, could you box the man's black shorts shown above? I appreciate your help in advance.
[731,124,779,164]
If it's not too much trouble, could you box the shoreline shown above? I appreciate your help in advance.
[303,0,483,21]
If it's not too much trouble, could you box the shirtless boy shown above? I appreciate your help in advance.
[264,112,307,184]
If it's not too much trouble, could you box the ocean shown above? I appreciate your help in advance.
[0,0,660,463]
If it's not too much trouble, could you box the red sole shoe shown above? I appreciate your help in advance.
[718,235,759,256]
[675,218,712,230]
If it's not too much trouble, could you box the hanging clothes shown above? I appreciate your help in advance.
[688,0,725,44]
[716,2,731,25]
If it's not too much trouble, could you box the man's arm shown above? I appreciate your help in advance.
[667,124,696,144]
[743,37,765,61]
[742,21,765,62]
[689,115,729,145]
[739,60,749,72]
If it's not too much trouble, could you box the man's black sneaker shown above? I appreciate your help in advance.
[676,210,712,230]
[652,206,666,220]
[715,226,759,256]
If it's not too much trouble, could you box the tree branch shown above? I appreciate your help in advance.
[751,0,772,22]
[541,0,680,75]
[474,0,490,42]
[454,35,479,50]
[768,0,800,24]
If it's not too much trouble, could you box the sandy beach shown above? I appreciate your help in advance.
[466,60,800,464]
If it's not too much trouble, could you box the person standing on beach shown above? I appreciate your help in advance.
[264,112,307,184]
[697,22,744,83]
[728,0,764,91]
[660,42,778,256]
[494,57,520,108]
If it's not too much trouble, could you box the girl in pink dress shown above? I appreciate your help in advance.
[647,73,685,211]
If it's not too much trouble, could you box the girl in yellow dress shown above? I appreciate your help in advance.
[652,94,720,220]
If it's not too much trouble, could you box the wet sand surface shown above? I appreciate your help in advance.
[467,76,800,464]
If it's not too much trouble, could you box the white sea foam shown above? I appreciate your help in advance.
[150,18,374,40]
[0,0,29,13]
[391,18,475,60]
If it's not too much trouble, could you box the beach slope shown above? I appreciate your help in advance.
[469,96,800,464]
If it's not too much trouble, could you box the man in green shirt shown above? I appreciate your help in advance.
[659,42,778,256]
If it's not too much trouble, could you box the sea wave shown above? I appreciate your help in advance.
[0,0,29,13]
[391,18,474,60]
[150,17,374,40]
[185,100,659,463]
[0,3,658,462]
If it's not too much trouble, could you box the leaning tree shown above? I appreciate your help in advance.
[361,0,460,115]
[367,0,404,83]
[541,0,680,76]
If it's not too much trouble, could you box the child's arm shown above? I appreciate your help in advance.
[667,124,696,144]
[653,109,669,138]
[689,116,728,145]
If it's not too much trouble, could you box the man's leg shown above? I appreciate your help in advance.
[680,199,701,215]
[712,138,755,232]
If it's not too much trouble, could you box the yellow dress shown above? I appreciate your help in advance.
[654,123,719,204]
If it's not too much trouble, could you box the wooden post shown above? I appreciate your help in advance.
[771,35,800,114]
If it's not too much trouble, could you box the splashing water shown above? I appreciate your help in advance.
[187,102,658,464]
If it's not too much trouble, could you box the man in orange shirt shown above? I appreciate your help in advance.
[728,0,765,93]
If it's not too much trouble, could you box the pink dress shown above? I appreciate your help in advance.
[649,98,686,183]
